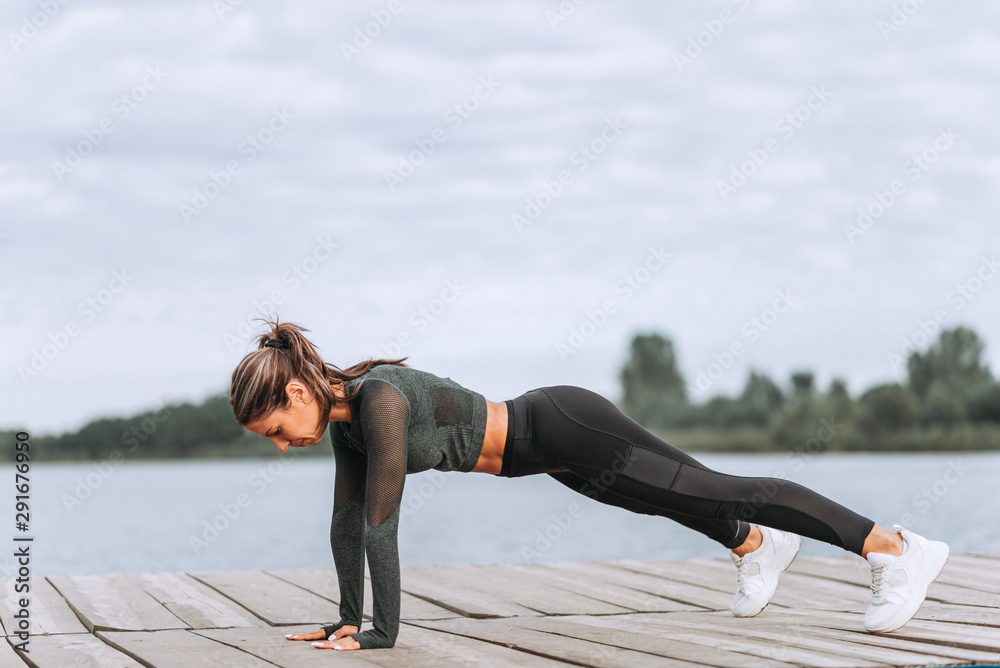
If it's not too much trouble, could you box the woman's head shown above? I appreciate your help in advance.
[229,318,408,450]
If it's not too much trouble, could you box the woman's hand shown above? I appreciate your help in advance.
[285,625,362,651]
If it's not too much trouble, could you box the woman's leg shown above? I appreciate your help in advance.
[546,470,752,549]
[519,385,947,633]
[527,385,877,556]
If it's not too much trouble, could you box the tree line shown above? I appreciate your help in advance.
[3,324,997,461]
[618,325,1000,451]
[0,394,296,462]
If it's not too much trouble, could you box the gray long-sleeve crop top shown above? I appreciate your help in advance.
[321,363,489,649]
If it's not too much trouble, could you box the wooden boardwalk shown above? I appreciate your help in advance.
[3,552,1000,667]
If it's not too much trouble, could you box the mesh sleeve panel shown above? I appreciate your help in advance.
[362,380,409,529]
[329,442,367,631]
[349,378,409,650]
[333,443,366,514]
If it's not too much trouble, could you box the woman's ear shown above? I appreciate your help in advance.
[286,380,313,406]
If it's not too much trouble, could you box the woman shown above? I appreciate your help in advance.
[229,319,949,652]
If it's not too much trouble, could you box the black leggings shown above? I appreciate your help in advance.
[501,386,876,556]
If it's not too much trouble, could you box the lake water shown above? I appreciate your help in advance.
[1,451,996,578]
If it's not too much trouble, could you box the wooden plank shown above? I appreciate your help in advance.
[411,616,716,667]
[608,559,868,610]
[592,611,882,668]
[11,632,145,667]
[0,637,29,666]
[805,622,1000,664]
[527,560,717,612]
[138,572,270,629]
[7,554,997,667]
[604,557,860,613]
[196,623,571,667]
[912,601,1000,626]
[758,621,975,666]
[792,551,1000,598]
[397,565,538,617]
[619,610,956,667]
[948,554,1000,570]
[188,569,339,625]
[610,557,737,592]
[931,561,1000,593]
[430,562,636,616]
[98,628,279,667]
[612,555,872,615]
[789,556,1000,608]
[535,612,881,668]
[0,576,88,636]
[786,556,870,585]
[195,624,384,666]
[47,573,187,632]
[787,607,1000,654]
[510,615,804,668]
[598,559,752,610]
[766,573,870,612]
[550,562,732,612]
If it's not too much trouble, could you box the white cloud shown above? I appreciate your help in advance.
[1,0,998,434]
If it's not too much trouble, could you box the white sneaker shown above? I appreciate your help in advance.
[730,525,801,617]
[864,523,950,633]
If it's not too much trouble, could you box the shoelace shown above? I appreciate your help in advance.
[870,562,889,599]
[734,557,748,592]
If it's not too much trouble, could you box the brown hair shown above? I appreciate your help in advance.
[228,317,408,432]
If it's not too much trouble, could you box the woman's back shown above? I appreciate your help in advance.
[332,363,489,474]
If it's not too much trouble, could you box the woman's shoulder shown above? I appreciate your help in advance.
[357,363,419,385]
[352,364,421,408]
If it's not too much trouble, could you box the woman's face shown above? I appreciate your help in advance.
[244,380,326,452]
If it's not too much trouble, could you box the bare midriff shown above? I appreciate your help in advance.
[471,398,508,475]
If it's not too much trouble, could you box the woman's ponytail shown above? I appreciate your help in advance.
[229,317,409,431]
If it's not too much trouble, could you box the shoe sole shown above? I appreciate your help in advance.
[865,541,950,633]
[732,535,801,618]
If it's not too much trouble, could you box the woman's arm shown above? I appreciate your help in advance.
[323,378,410,649]
[342,379,410,649]
[327,442,368,636]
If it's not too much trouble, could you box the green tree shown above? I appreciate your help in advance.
[907,326,993,401]
[825,378,855,423]
[619,332,689,428]
[856,383,921,436]
[922,379,965,425]
[698,395,744,428]
[967,382,1000,423]
[736,369,784,426]
[790,371,815,402]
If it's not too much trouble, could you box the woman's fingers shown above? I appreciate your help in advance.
[330,625,360,639]
[312,636,362,651]
[284,629,326,641]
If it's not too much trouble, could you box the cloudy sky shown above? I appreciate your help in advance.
[1,0,997,435]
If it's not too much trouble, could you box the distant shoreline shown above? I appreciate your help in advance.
[5,424,1000,464]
